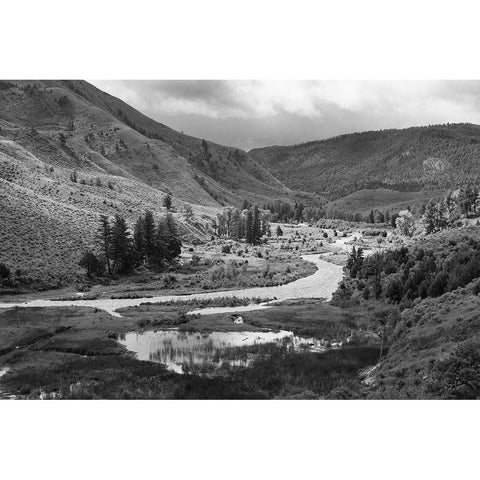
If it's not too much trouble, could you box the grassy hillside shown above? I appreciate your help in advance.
[370,284,480,399]
[43,80,318,207]
[249,123,480,199]
[0,80,323,287]
[0,140,214,286]
[331,226,480,398]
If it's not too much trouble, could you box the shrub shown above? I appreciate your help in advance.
[0,262,11,279]
[428,340,480,399]
[221,245,231,254]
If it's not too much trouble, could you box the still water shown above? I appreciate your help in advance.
[118,329,329,374]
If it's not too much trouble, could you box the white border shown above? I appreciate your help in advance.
[1,1,479,479]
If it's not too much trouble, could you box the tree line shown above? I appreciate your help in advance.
[79,211,182,276]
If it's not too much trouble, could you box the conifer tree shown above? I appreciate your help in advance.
[133,215,146,265]
[155,214,182,264]
[144,210,156,264]
[111,215,134,273]
[97,215,112,274]
[245,209,253,244]
[163,194,172,211]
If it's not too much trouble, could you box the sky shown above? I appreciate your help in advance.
[91,80,480,151]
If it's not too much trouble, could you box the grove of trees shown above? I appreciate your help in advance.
[216,205,270,245]
[79,211,182,277]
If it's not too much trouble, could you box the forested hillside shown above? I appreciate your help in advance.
[249,123,480,199]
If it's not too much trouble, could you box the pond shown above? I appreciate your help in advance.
[118,329,332,375]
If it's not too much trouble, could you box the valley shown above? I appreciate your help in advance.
[1,80,480,400]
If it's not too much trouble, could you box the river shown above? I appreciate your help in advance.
[0,254,344,317]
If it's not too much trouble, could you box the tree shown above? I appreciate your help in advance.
[111,215,135,274]
[133,216,146,265]
[428,339,480,399]
[163,194,172,211]
[396,209,415,237]
[247,205,262,245]
[390,213,399,228]
[245,209,253,244]
[457,185,478,216]
[155,214,182,264]
[230,209,242,240]
[346,246,364,278]
[164,213,182,261]
[368,210,375,223]
[428,271,448,297]
[386,277,403,303]
[183,204,194,222]
[373,306,400,361]
[423,200,437,235]
[97,215,112,274]
[70,169,78,183]
[276,225,283,237]
[423,199,448,235]
[144,210,156,264]
[79,251,100,277]
[0,262,10,279]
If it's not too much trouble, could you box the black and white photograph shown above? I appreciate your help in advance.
[1,1,478,479]
[2,77,480,401]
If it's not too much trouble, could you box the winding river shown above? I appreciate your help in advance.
[0,254,344,317]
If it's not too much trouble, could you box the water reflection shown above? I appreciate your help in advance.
[118,330,329,375]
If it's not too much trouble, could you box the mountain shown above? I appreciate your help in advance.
[0,80,321,286]
[249,123,480,200]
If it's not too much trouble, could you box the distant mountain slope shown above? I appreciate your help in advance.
[249,124,480,199]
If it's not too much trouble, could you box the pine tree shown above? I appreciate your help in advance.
[133,215,146,265]
[230,209,241,240]
[97,215,112,274]
[79,251,100,276]
[155,214,182,265]
[368,210,375,223]
[423,200,437,234]
[144,210,156,264]
[111,215,134,274]
[164,213,182,261]
[245,209,253,244]
[163,194,172,211]
[276,225,283,237]
[249,205,262,245]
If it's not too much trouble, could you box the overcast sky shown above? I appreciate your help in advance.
[91,80,480,151]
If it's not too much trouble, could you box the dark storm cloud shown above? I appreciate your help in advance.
[91,80,480,150]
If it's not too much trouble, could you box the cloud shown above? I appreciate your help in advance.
[90,80,480,149]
